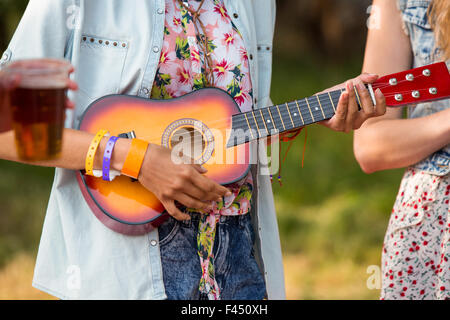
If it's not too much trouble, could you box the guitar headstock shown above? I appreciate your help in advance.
[373,62,450,107]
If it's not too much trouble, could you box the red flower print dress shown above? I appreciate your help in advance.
[381,169,449,300]
[151,0,254,300]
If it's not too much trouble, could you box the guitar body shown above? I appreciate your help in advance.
[76,62,450,235]
[77,88,250,235]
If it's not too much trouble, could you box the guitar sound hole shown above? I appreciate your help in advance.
[170,126,206,163]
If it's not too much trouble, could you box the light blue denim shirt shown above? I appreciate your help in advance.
[1,0,286,300]
[398,0,450,176]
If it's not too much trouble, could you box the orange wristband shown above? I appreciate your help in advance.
[85,129,108,176]
[121,139,149,179]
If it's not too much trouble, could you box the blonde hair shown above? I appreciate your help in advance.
[429,0,450,60]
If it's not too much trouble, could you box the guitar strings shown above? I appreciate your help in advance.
[132,76,439,143]
[175,75,434,131]
[147,87,435,144]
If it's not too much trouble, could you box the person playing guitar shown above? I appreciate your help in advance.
[0,0,387,300]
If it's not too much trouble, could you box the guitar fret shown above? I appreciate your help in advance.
[285,103,295,128]
[328,91,336,112]
[354,86,362,110]
[251,111,262,138]
[315,95,326,119]
[254,109,268,137]
[279,104,294,130]
[308,96,326,122]
[294,100,305,125]
[262,108,276,133]
[269,106,284,131]
[305,98,315,122]
[266,107,279,133]
[319,93,336,119]
[259,109,269,133]
[243,112,255,140]
[331,90,343,107]
[287,102,304,127]
[275,105,286,131]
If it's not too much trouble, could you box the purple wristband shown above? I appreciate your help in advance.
[102,136,119,181]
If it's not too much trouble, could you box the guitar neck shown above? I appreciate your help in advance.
[228,88,345,148]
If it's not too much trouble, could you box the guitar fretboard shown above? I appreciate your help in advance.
[227,88,346,148]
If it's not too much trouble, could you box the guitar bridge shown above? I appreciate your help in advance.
[118,131,137,140]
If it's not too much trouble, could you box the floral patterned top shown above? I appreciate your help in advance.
[151,0,254,300]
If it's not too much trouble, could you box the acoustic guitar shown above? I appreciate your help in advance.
[76,62,450,235]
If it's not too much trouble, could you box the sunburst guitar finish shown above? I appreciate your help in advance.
[77,88,250,235]
[76,63,450,235]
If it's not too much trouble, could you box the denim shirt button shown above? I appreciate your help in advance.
[150,239,158,247]
[153,46,160,53]
[141,87,149,95]
[1,52,9,62]
[157,8,164,14]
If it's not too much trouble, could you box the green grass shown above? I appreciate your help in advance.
[270,52,404,266]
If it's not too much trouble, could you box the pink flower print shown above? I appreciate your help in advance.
[173,17,181,27]
[234,90,249,107]
[189,47,202,74]
[160,51,170,65]
[223,33,235,47]
[177,66,191,85]
[239,198,250,213]
[239,47,249,62]
[213,59,232,80]
[214,3,230,21]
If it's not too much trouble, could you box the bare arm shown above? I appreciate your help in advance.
[354,0,450,173]
[0,128,130,173]
[1,71,229,221]
[0,124,231,220]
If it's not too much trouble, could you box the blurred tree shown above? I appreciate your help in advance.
[275,0,372,59]
[1,1,373,61]
[0,0,28,52]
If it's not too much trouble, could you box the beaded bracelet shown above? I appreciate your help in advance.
[85,129,108,176]
[121,139,149,179]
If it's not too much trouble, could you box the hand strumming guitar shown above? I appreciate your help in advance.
[137,144,232,221]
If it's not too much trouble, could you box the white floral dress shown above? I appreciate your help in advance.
[381,168,449,299]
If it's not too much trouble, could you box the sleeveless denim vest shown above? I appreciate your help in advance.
[398,0,450,176]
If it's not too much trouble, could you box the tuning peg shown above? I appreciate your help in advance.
[423,69,431,77]
[412,91,420,98]
[429,87,437,95]
[395,94,403,102]
[406,74,414,81]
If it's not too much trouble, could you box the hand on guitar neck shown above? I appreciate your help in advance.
[317,73,386,133]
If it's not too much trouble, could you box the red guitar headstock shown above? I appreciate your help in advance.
[373,62,450,107]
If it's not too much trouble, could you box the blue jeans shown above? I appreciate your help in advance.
[158,213,267,300]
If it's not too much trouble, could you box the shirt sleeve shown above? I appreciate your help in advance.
[0,0,74,66]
